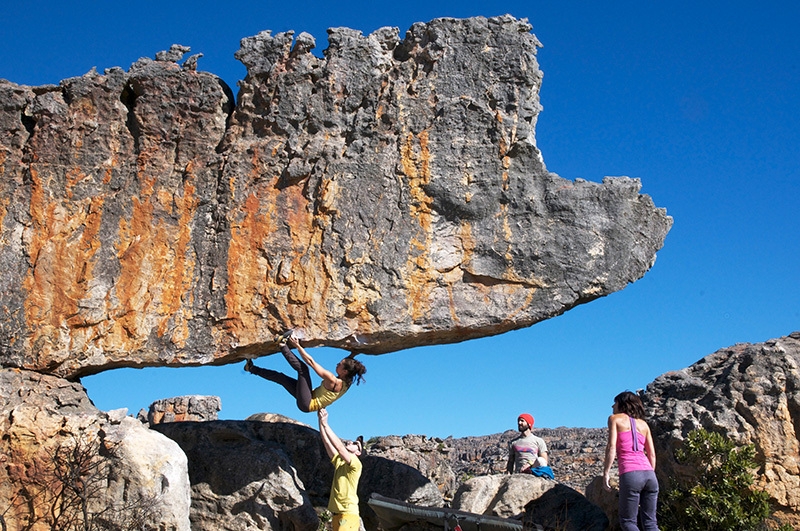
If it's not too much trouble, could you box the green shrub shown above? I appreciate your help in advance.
[317,509,332,531]
[659,428,771,531]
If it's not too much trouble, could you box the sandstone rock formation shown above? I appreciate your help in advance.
[0,368,191,531]
[584,476,620,529]
[144,394,222,424]
[365,435,456,499]
[0,15,671,379]
[645,331,800,527]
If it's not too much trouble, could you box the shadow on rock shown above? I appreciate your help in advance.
[523,484,608,531]
[360,455,445,530]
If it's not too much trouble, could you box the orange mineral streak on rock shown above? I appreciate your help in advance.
[112,169,199,354]
[22,167,105,367]
[114,186,157,346]
[497,130,508,161]
[401,130,435,322]
[457,220,476,266]
[320,175,379,335]
[225,152,258,337]
[64,194,105,329]
[318,177,339,216]
[445,283,461,324]
[103,165,113,185]
[64,167,84,200]
[224,184,278,343]
[135,146,159,179]
[505,285,536,322]
[284,186,338,336]
[225,142,344,344]
[156,173,198,345]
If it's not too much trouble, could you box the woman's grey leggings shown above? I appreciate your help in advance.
[249,345,314,412]
[618,469,659,530]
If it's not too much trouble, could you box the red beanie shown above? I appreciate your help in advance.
[518,413,534,429]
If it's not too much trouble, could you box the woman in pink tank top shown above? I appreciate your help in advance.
[602,391,659,530]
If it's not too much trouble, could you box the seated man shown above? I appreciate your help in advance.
[506,413,553,479]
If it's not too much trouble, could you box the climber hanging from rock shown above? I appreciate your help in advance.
[245,330,366,412]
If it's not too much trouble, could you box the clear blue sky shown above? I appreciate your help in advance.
[2,1,798,439]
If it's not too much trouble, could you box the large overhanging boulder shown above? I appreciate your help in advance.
[0,15,671,379]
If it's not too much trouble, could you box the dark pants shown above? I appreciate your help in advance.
[619,469,659,531]
[249,345,313,412]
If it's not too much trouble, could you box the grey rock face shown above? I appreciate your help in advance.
[359,452,447,531]
[0,16,671,378]
[154,418,331,504]
[584,476,620,529]
[645,331,800,515]
[153,420,320,531]
[363,435,453,502]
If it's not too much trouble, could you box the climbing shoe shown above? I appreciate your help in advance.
[274,329,294,345]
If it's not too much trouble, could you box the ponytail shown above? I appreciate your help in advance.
[341,354,367,386]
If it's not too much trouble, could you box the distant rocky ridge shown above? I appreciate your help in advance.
[0,14,670,379]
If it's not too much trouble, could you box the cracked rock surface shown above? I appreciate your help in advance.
[0,15,671,378]
[645,331,800,520]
